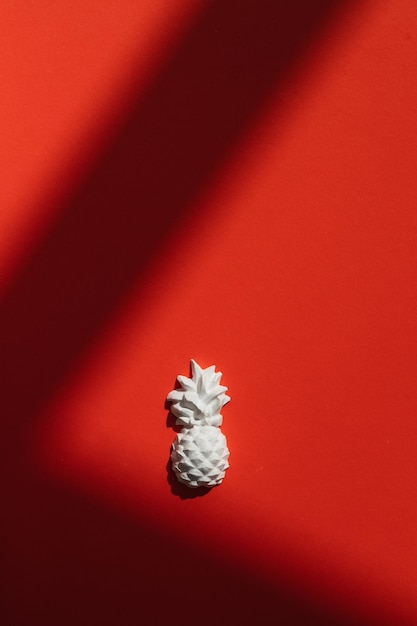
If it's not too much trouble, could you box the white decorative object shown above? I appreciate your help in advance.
[167,360,230,488]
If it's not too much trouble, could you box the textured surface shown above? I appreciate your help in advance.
[171,426,230,488]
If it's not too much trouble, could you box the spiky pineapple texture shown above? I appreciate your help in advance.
[171,426,230,488]
[167,359,230,427]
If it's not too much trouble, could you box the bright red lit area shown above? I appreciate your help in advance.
[2,1,417,625]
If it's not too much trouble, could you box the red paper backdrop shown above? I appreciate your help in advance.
[1,1,417,624]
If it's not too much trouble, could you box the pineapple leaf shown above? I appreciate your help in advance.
[166,389,184,403]
[212,371,222,386]
[177,375,196,391]
[167,360,230,426]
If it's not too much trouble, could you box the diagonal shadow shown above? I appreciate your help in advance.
[0,0,355,445]
[1,475,403,626]
[1,2,399,625]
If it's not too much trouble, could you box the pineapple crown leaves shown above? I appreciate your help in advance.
[167,359,230,427]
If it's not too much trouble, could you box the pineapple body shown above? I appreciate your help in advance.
[167,360,231,489]
[171,425,230,488]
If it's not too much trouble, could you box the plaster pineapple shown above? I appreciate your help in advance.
[167,360,230,488]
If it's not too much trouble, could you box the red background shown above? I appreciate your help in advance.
[1,1,417,624]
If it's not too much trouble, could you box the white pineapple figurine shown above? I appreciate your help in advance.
[167,359,230,488]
